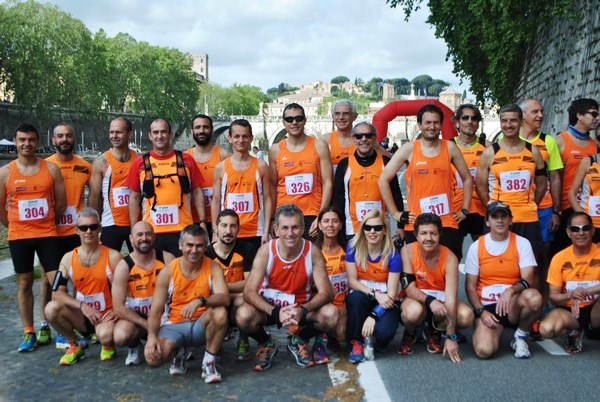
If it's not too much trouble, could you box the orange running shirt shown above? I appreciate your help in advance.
[559,132,598,211]
[101,150,137,227]
[322,247,347,308]
[260,239,313,306]
[452,139,486,216]
[547,244,600,308]
[579,156,600,228]
[413,243,448,300]
[275,136,322,216]
[69,245,114,314]
[488,143,537,223]
[185,146,222,223]
[329,130,356,173]
[5,159,57,241]
[404,140,456,231]
[476,232,521,305]
[46,154,91,237]
[162,257,212,324]
[220,157,265,237]
[126,257,165,317]
[343,154,386,236]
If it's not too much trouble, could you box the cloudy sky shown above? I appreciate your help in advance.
[35,0,470,93]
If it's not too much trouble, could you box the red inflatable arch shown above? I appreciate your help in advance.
[372,100,456,141]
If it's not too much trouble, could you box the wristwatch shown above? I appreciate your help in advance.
[198,297,207,307]
[474,307,484,318]
[445,332,459,341]
[368,291,376,300]
[461,208,469,217]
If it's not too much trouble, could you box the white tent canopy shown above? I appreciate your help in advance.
[0,139,15,145]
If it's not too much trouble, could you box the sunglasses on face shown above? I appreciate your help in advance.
[568,224,593,232]
[363,224,384,232]
[586,110,599,118]
[77,224,100,232]
[353,132,376,140]
[284,115,305,123]
[460,115,479,121]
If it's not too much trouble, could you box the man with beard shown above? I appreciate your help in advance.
[112,220,174,366]
[185,114,230,238]
[89,117,138,252]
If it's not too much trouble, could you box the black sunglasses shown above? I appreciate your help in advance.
[586,110,599,118]
[77,224,100,232]
[353,132,376,140]
[363,224,384,232]
[284,115,305,123]
[568,224,593,232]
[460,115,479,121]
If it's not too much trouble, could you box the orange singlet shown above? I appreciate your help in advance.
[476,233,520,305]
[126,257,165,317]
[559,132,598,211]
[220,157,265,238]
[102,150,137,227]
[452,139,486,216]
[212,251,245,283]
[343,154,386,236]
[412,243,448,301]
[329,130,356,173]
[162,257,212,324]
[322,247,347,308]
[46,154,90,237]
[404,140,456,231]
[69,246,114,314]
[275,136,322,216]
[5,159,57,241]
[488,143,536,223]
[185,146,222,223]
[580,156,600,228]
[260,239,313,306]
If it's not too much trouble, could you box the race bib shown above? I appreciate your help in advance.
[203,187,213,207]
[589,196,600,217]
[112,187,131,208]
[359,279,387,293]
[226,192,254,213]
[329,273,348,295]
[57,205,76,227]
[18,198,49,221]
[566,281,600,302]
[454,168,476,189]
[500,170,531,193]
[285,174,313,195]
[419,194,449,216]
[481,284,510,305]
[355,201,382,221]
[151,205,179,226]
[260,288,295,307]
[422,289,446,302]
[126,296,152,316]
[76,291,106,312]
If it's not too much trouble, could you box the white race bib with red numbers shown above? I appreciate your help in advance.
[76,291,106,312]
[500,170,530,193]
[261,288,295,307]
[285,174,313,195]
[481,284,510,305]
[151,205,179,226]
[18,198,49,221]
[419,194,449,216]
[57,205,76,227]
[226,192,254,213]
[112,187,131,207]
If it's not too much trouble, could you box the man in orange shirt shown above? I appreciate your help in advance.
[321,100,358,174]
[45,208,123,365]
[144,225,229,382]
[540,212,600,354]
[0,123,66,352]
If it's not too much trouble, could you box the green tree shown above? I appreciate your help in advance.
[387,0,575,103]
[331,76,350,84]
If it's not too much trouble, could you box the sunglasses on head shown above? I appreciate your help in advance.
[460,115,479,121]
[77,224,100,232]
[353,132,376,140]
[363,224,384,232]
[568,224,593,232]
[586,110,599,118]
[284,115,305,123]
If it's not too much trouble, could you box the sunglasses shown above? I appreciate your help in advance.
[353,132,376,140]
[568,224,593,232]
[284,115,305,123]
[77,224,100,232]
[586,110,599,118]
[460,115,479,121]
[363,224,384,232]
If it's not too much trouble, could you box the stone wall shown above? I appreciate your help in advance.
[514,3,600,135]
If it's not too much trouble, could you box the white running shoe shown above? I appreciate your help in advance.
[510,337,531,359]
[125,344,143,366]
[169,348,187,376]
[202,359,222,383]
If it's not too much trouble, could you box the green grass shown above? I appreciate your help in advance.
[0,225,8,261]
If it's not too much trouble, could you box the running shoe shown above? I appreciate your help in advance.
[529,320,543,341]
[169,350,186,376]
[510,337,531,359]
[398,330,416,355]
[37,326,51,345]
[312,340,330,365]
[236,339,251,361]
[100,345,117,361]
[287,335,315,368]
[254,340,278,371]
[426,327,443,354]
[18,332,38,352]
[125,344,143,366]
[565,330,584,354]
[55,334,70,350]
[202,358,223,383]
[348,340,364,364]
[60,344,86,366]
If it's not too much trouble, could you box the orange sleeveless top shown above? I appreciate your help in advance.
[127,258,165,310]
[476,233,520,305]
[323,247,347,308]
[413,243,448,293]
[452,140,486,216]
[186,146,222,223]
[70,246,113,314]
[559,132,598,211]
[329,130,355,173]
[102,150,136,227]
[5,159,57,240]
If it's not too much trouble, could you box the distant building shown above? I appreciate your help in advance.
[438,86,462,112]
[192,53,209,82]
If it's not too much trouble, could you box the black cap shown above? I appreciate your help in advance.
[486,201,512,217]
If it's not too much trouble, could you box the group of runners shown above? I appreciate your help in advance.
[1,97,599,382]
